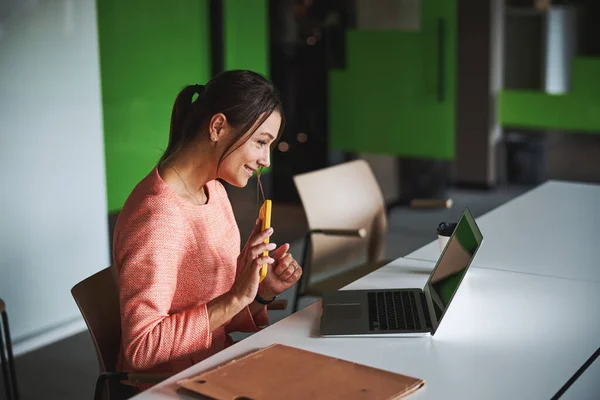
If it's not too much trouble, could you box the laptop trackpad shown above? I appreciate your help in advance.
[325,304,362,319]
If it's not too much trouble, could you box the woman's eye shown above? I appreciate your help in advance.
[257,140,268,146]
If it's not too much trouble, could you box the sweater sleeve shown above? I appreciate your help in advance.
[114,197,212,371]
[226,305,269,333]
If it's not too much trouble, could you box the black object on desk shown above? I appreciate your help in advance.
[437,222,457,237]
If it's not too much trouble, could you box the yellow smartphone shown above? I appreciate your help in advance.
[258,199,272,282]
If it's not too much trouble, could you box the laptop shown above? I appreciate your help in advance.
[320,207,483,337]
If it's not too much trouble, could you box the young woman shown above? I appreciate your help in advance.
[112,70,302,380]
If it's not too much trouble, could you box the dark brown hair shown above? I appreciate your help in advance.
[159,70,285,168]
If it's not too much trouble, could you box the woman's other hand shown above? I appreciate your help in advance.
[259,243,302,298]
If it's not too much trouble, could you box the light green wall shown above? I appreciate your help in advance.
[499,58,600,133]
[97,0,211,212]
[329,0,457,160]
[98,0,272,212]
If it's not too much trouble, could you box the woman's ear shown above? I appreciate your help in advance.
[209,113,228,142]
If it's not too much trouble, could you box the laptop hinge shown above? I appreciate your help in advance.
[419,291,434,330]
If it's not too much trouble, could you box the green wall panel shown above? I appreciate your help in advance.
[97,0,210,212]
[224,0,272,175]
[329,0,457,160]
[499,57,600,134]
[570,57,600,97]
[223,0,269,75]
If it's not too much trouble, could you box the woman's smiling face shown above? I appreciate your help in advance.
[217,111,281,187]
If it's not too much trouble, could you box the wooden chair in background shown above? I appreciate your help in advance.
[292,160,390,311]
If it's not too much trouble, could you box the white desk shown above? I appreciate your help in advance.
[133,258,600,400]
[406,180,600,283]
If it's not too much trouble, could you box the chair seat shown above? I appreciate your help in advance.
[305,259,389,296]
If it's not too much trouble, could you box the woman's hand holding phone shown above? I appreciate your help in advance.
[233,220,275,306]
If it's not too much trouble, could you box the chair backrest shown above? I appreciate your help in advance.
[71,266,121,374]
[293,159,387,289]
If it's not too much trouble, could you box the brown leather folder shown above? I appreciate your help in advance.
[177,343,424,400]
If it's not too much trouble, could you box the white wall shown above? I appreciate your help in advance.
[0,0,109,354]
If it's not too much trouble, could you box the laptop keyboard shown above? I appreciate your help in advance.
[367,291,425,331]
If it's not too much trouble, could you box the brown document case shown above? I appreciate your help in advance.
[177,343,424,400]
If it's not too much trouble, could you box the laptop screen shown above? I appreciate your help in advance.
[425,208,483,331]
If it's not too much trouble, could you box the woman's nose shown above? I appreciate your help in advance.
[259,150,270,168]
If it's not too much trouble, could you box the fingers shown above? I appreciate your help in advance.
[248,217,262,239]
[282,262,301,282]
[286,264,302,283]
[270,243,290,260]
[273,253,293,276]
[253,256,275,271]
[242,218,263,253]
[241,219,261,256]
[235,253,273,304]
[249,226,274,248]
[275,254,299,280]
[250,241,277,259]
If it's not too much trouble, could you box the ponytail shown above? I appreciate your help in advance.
[158,84,205,165]
[158,71,284,168]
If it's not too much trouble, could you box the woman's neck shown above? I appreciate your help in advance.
[159,147,217,205]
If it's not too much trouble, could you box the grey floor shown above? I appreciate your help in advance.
[9,183,532,400]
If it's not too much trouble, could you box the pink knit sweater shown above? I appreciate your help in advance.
[112,167,268,375]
